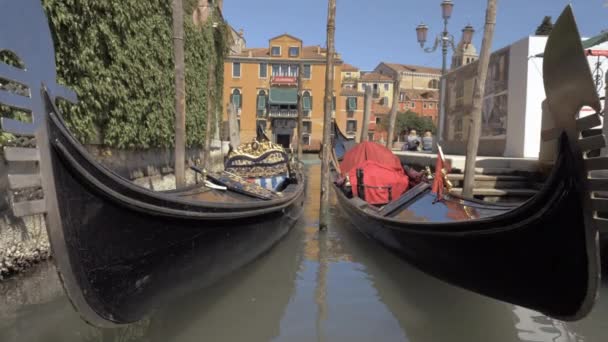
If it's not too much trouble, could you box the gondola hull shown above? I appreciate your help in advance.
[334,162,593,320]
[40,97,306,327]
[330,6,604,321]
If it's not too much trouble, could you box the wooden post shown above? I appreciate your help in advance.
[360,85,372,142]
[172,0,186,188]
[602,71,608,156]
[462,0,498,198]
[386,79,401,149]
[297,63,304,161]
[203,62,215,170]
[228,103,240,148]
[319,0,337,230]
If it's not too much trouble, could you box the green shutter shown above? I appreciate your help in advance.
[302,96,311,110]
[347,97,357,111]
[257,95,266,110]
[332,96,336,111]
[233,94,241,108]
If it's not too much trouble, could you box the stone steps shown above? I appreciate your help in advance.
[449,187,539,197]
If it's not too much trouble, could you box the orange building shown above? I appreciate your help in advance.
[398,89,439,123]
[224,33,350,151]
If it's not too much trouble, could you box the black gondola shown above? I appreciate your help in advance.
[0,0,305,327]
[331,6,605,321]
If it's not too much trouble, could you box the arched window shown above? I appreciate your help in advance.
[231,89,242,111]
[428,79,439,89]
[302,91,312,117]
[256,90,267,117]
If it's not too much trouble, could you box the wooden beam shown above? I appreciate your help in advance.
[386,79,400,149]
[319,0,337,230]
[462,0,498,198]
[172,0,186,188]
[203,60,215,170]
[0,117,36,136]
[12,199,46,217]
[3,147,40,162]
[228,103,240,148]
[297,63,304,161]
[360,85,372,142]
[8,174,42,190]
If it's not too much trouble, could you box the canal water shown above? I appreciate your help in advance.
[1,158,608,342]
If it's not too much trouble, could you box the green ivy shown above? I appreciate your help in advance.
[37,0,229,148]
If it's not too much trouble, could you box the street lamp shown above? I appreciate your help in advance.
[416,0,474,149]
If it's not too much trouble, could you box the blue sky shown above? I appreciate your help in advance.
[222,0,607,71]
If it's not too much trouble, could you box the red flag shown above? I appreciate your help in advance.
[431,145,448,200]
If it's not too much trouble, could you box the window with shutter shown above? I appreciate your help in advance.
[232,89,241,109]
[257,94,266,110]
[233,62,241,78]
[346,120,357,133]
[259,63,267,78]
[302,94,312,111]
[347,97,357,111]
[332,96,336,111]
[303,65,311,79]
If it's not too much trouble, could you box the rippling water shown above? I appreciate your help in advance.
[1,156,607,341]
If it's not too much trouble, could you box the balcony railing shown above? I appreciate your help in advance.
[269,109,298,118]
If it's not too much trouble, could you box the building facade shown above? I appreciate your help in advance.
[441,36,608,158]
[357,72,394,106]
[398,89,439,123]
[374,62,441,91]
[373,62,441,124]
[223,34,346,150]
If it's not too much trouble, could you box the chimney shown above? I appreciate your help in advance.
[248,50,253,57]
[317,46,321,54]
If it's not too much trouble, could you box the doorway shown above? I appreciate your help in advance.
[277,134,291,148]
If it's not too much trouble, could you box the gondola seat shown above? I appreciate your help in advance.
[225,140,291,191]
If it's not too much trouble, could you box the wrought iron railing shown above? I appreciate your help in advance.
[269,109,298,117]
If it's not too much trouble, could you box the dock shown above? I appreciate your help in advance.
[394,150,545,202]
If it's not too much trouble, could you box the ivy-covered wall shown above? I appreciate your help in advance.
[39,0,229,149]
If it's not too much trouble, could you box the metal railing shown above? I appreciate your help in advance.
[268,109,298,117]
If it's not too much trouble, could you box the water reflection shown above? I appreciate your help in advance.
[2,155,607,341]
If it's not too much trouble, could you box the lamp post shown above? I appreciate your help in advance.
[416,0,475,148]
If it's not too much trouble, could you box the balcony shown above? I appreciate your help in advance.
[269,109,298,118]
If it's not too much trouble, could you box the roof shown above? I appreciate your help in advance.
[230,45,339,61]
[402,89,439,101]
[381,62,441,75]
[372,102,391,115]
[340,88,365,97]
[269,33,303,43]
[342,63,360,72]
[360,72,394,82]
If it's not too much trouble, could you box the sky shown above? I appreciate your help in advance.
[222,0,608,71]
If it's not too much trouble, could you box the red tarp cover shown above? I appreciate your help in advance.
[340,142,403,175]
[348,160,409,205]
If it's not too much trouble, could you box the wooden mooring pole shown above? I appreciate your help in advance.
[319,0,337,230]
[228,103,240,148]
[172,0,186,188]
[386,79,401,149]
[360,85,372,142]
[297,63,304,161]
[462,0,497,198]
[203,61,215,171]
